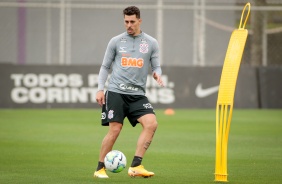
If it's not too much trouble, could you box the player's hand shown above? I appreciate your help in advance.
[96,90,105,107]
[153,72,164,87]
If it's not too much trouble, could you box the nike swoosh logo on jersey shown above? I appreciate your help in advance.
[195,83,219,98]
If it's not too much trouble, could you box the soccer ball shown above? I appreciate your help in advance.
[104,150,127,173]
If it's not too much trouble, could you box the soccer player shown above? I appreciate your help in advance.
[94,6,164,179]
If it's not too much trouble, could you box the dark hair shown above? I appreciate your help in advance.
[123,6,141,19]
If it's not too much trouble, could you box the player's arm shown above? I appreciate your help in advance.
[96,66,109,106]
[151,40,164,87]
[96,38,116,106]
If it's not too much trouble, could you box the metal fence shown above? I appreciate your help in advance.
[0,0,281,66]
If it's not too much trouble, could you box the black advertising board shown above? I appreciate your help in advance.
[0,64,259,109]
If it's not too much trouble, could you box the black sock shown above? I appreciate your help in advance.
[131,156,142,167]
[96,161,105,171]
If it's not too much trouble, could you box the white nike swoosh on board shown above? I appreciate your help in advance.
[195,83,219,98]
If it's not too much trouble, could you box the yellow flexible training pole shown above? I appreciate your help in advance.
[215,2,250,182]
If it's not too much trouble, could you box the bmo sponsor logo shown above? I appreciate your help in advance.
[146,75,175,104]
[10,73,102,104]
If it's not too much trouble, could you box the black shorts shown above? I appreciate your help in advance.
[101,91,155,127]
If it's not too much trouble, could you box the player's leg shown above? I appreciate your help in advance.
[128,113,157,178]
[99,122,123,162]
[126,95,157,177]
[94,91,125,179]
[94,122,123,178]
[135,113,158,158]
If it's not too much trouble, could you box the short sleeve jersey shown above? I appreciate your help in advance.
[101,32,161,95]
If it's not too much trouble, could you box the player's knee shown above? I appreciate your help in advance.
[152,120,158,129]
[109,123,122,136]
[145,120,158,131]
[139,114,158,130]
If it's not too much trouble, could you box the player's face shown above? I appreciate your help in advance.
[124,15,142,36]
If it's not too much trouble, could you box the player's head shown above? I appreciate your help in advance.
[123,6,142,36]
[123,6,141,18]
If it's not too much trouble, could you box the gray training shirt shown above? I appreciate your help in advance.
[98,32,162,95]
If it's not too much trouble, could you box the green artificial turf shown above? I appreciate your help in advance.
[0,109,281,184]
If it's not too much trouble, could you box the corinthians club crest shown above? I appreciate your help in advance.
[139,43,148,53]
[108,110,114,119]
